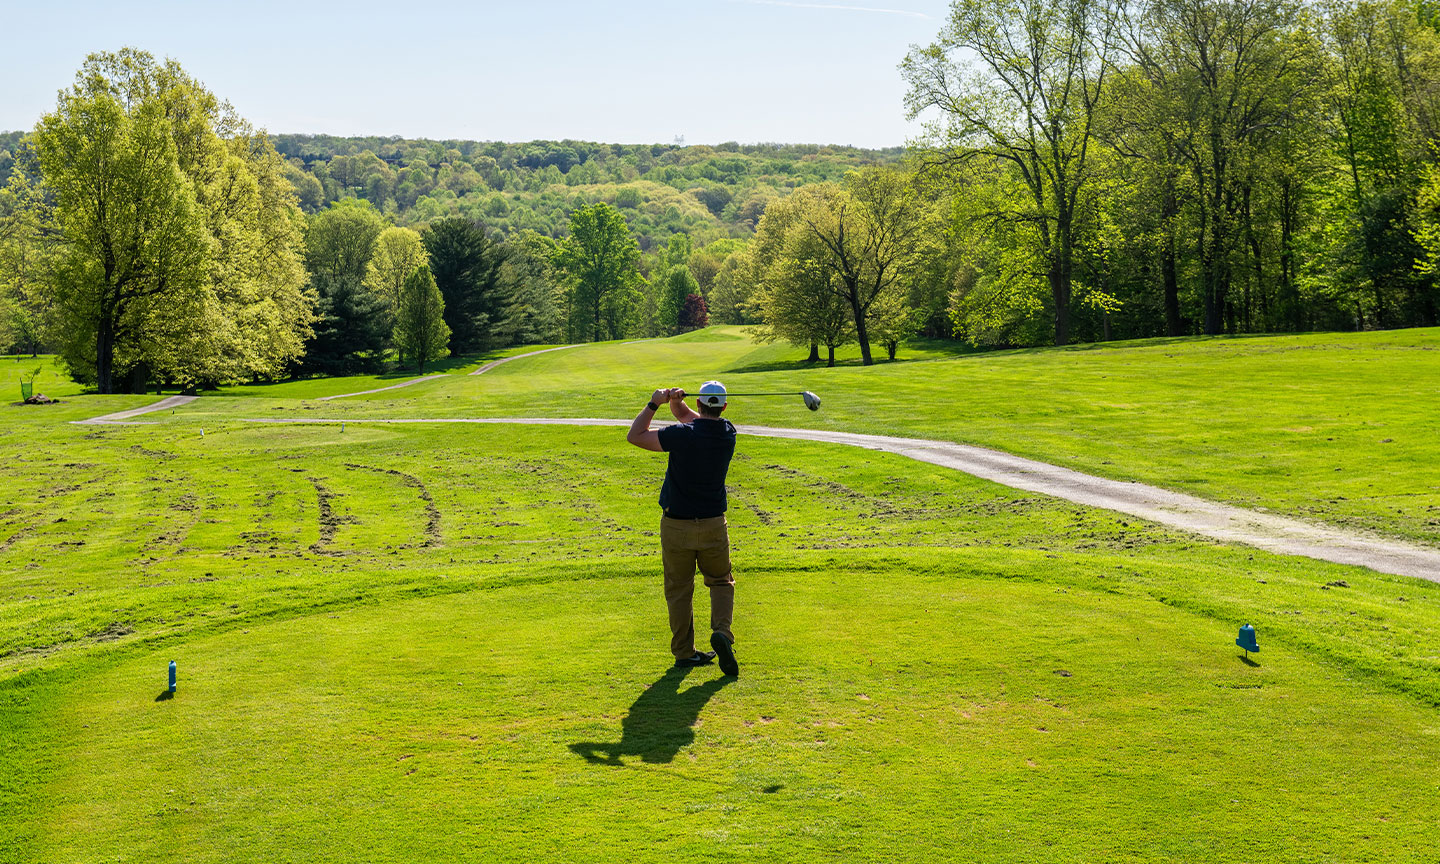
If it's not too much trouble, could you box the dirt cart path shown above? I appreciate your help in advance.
[71,394,198,425]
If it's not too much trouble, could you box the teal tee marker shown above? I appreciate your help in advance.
[1236,624,1259,656]
[168,660,177,693]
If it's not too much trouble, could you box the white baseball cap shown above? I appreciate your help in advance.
[698,380,727,407]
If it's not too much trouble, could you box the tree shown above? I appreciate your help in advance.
[494,229,564,345]
[422,217,510,353]
[751,187,856,366]
[707,244,761,325]
[0,159,54,357]
[363,226,428,333]
[903,0,1118,345]
[302,198,387,371]
[690,238,745,294]
[767,172,930,364]
[305,274,389,374]
[656,266,701,335]
[754,233,855,366]
[867,289,918,361]
[305,198,387,285]
[1324,0,1440,327]
[284,161,325,213]
[32,63,206,392]
[24,49,313,392]
[554,203,641,341]
[1118,0,1318,334]
[678,293,710,331]
[393,264,450,372]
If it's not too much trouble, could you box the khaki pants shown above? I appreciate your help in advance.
[660,515,735,659]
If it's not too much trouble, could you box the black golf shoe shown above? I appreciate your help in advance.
[711,632,739,677]
[675,650,716,668]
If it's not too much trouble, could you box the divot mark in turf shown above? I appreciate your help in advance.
[307,476,355,555]
[342,462,442,546]
[0,524,35,552]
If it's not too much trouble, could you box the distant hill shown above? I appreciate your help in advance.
[270,136,906,250]
[1,129,903,250]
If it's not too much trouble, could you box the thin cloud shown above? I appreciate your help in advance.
[731,0,931,19]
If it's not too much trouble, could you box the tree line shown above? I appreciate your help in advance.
[7,2,1440,390]
[707,0,1440,361]
[0,50,740,390]
[898,0,1440,345]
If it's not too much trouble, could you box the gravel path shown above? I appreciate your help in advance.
[70,394,197,425]
[236,415,1440,584]
[312,344,588,400]
[315,374,448,401]
[468,345,583,376]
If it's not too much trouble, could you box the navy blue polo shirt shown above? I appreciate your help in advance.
[657,418,737,518]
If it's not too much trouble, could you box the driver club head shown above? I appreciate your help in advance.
[801,391,821,411]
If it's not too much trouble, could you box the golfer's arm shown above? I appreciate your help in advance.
[669,398,700,423]
[627,406,664,451]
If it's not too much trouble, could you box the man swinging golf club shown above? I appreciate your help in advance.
[627,380,739,676]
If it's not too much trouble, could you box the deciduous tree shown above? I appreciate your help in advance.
[554,203,641,341]
[904,0,1118,345]
[393,264,450,372]
[363,226,428,332]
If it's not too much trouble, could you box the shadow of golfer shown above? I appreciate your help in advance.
[569,666,731,766]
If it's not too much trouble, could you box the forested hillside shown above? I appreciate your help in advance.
[9,0,1440,394]
[268,135,903,250]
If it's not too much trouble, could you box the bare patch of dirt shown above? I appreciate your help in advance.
[0,525,35,552]
[129,444,177,460]
[88,622,134,642]
[308,476,356,554]
[40,477,101,499]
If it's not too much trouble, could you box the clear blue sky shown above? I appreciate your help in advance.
[2,0,951,147]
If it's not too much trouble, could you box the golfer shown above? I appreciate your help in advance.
[626,380,740,676]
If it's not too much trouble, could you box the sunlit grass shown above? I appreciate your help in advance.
[4,329,1440,861]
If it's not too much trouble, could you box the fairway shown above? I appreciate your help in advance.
[5,331,1440,861]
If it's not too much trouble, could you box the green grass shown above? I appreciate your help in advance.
[0,355,85,401]
[195,325,1440,544]
[4,330,1440,861]
[213,343,569,400]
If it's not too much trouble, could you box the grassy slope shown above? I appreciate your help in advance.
[0,355,85,400]
[3,330,1440,861]
[203,326,1440,544]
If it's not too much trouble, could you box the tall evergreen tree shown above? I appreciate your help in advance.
[421,217,509,353]
[305,274,389,374]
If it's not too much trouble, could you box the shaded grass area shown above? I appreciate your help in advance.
[3,413,1440,860]
[206,325,1440,544]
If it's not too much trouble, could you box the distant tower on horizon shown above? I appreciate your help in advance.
[673,134,685,146]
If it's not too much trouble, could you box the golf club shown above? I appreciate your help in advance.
[695,389,822,411]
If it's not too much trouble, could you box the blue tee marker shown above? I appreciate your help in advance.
[1236,624,1259,658]
[168,660,177,694]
